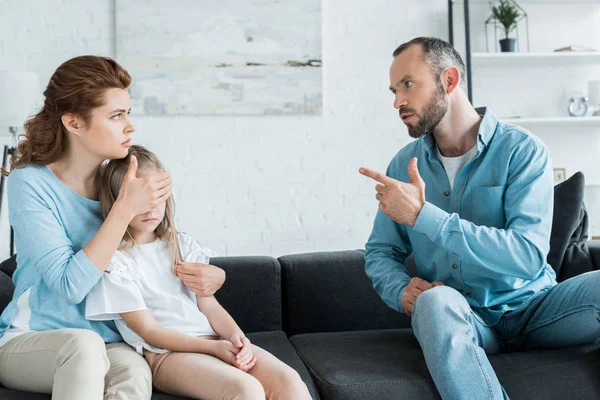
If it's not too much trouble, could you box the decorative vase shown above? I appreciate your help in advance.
[499,38,516,52]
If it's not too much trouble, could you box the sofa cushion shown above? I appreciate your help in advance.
[291,329,600,400]
[547,172,594,281]
[279,250,410,336]
[0,271,14,313]
[0,255,284,333]
[211,256,282,333]
[247,331,320,399]
[0,254,16,278]
[0,388,51,400]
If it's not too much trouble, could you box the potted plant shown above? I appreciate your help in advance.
[490,0,521,52]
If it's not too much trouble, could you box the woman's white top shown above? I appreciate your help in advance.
[85,233,218,354]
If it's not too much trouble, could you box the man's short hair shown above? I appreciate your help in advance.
[393,37,466,91]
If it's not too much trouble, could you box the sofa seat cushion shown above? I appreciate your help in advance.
[291,329,600,400]
[0,388,51,400]
[247,331,320,399]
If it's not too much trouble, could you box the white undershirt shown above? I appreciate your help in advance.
[436,145,479,189]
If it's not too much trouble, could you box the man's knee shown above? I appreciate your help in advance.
[413,286,468,317]
[412,286,471,335]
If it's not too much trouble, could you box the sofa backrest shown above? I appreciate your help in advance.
[0,255,16,313]
[211,256,283,333]
[0,254,284,334]
[548,172,595,282]
[278,250,410,336]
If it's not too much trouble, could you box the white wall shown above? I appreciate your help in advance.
[0,0,448,259]
[0,0,596,261]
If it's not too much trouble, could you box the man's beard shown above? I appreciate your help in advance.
[402,87,448,139]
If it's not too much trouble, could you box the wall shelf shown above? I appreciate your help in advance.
[503,116,600,125]
[472,52,600,67]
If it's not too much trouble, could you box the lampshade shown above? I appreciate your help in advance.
[0,71,41,129]
[588,79,600,106]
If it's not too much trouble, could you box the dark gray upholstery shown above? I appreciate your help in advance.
[0,255,16,314]
[211,256,282,333]
[0,255,16,278]
[291,329,600,400]
[278,250,410,336]
[547,172,594,281]
[291,329,440,400]
[589,240,600,270]
[0,272,13,314]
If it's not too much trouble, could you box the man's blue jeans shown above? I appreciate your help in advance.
[411,271,600,400]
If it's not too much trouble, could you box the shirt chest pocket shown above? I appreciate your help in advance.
[465,185,506,228]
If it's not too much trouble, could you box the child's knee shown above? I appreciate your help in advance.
[272,367,310,399]
[280,368,303,388]
[225,374,264,400]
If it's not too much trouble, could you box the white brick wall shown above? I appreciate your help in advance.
[0,0,448,259]
[0,0,596,260]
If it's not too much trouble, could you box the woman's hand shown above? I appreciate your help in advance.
[176,261,226,296]
[115,155,172,219]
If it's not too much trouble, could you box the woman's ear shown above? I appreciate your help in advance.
[61,113,84,137]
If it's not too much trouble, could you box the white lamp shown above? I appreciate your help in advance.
[0,71,41,136]
[0,70,41,255]
[587,79,600,117]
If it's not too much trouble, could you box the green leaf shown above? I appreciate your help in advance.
[490,0,522,38]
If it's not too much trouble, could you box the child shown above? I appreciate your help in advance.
[86,145,312,400]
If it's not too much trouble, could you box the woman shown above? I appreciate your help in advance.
[0,55,225,400]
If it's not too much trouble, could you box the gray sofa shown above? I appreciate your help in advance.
[0,172,599,399]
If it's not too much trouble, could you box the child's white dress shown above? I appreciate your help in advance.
[85,232,218,354]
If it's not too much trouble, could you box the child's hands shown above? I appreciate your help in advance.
[230,333,257,371]
[210,339,240,367]
[116,155,172,219]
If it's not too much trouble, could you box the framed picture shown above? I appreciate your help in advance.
[553,168,566,184]
[116,0,322,116]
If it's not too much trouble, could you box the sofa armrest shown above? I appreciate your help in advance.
[279,250,411,336]
[588,240,600,270]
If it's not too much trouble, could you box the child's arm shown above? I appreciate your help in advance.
[196,295,242,339]
[120,309,255,370]
[197,295,257,368]
[120,309,217,353]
